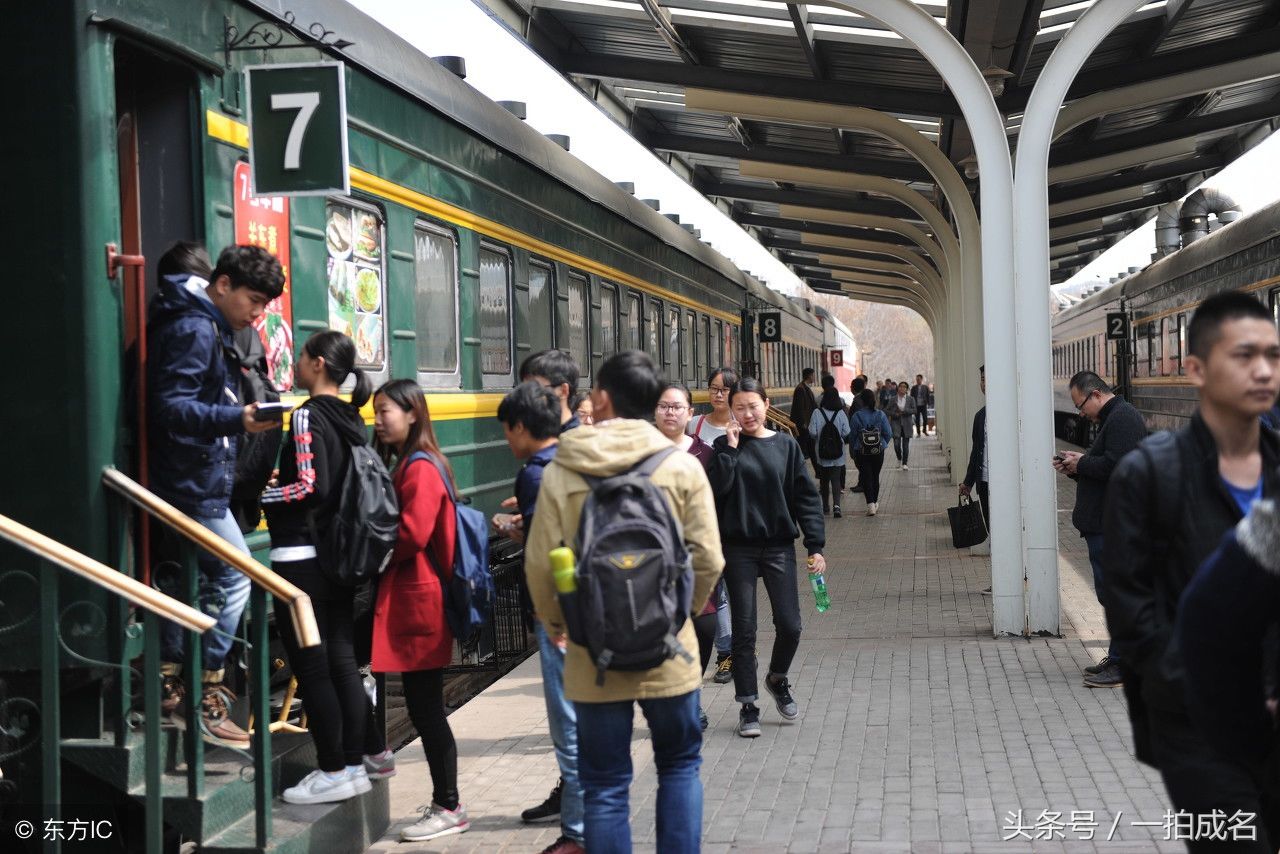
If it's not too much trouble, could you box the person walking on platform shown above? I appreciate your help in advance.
[1105,292,1280,852]
[878,378,896,411]
[961,365,990,573]
[791,367,820,468]
[708,377,825,738]
[809,375,851,517]
[1052,371,1146,690]
[850,388,892,516]
[885,381,918,470]
[690,367,739,685]
[261,331,375,804]
[525,350,724,854]
[149,243,282,749]
[848,376,868,494]
[369,379,472,842]
[910,374,931,436]
[655,381,718,731]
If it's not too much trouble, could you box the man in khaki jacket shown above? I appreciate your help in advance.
[526,349,725,854]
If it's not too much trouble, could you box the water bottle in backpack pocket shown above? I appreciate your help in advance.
[559,447,696,686]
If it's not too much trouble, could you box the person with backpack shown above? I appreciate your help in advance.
[808,375,851,517]
[1105,292,1280,851]
[524,350,724,854]
[709,377,825,739]
[884,381,918,470]
[258,330,380,804]
[689,367,739,686]
[850,388,892,516]
[149,242,282,749]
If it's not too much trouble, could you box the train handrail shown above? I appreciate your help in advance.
[767,406,799,437]
[101,467,320,648]
[0,513,215,633]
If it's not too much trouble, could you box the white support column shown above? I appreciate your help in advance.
[813,0,1024,635]
[1014,0,1150,635]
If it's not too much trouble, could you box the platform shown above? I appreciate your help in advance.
[370,435,1179,853]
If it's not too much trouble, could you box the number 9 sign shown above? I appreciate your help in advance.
[245,62,350,196]
[758,311,782,343]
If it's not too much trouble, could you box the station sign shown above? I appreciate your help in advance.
[758,311,783,343]
[828,349,844,367]
[1105,312,1129,341]
[245,62,349,196]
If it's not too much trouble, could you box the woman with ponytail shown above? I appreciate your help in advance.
[261,330,378,805]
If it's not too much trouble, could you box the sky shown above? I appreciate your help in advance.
[348,0,807,294]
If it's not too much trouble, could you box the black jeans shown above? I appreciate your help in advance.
[817,464,845,511]
[855,453,885,504]
[722,543,802,705]
[402,669,460,811]
[977,481,990,532]
[272,558,367,772]
[693,611,717,677]
[893,433,910,464]
[914,408,928,434]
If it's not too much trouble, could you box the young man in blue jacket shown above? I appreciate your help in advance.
[148,243,283,747]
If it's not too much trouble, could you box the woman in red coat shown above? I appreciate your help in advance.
[371,379,470,843]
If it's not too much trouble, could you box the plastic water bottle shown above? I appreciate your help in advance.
[550,546,577,593]
[810,573,830,613]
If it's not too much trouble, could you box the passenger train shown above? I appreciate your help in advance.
[1051,198,1280,444]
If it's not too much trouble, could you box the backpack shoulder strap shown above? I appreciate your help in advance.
[407,450,459,505]
[630,445,679,478]
[695,415,706,436]
[821,409,835,426]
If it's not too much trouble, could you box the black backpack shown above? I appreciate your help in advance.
[310,439,399,586]
[817,409,844,459]
[561,446,695,685]
[857,413,883,455]
[229,326,283,533]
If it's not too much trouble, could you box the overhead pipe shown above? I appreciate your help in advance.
[1179,187,1242,245]
[1153,201,1181,258]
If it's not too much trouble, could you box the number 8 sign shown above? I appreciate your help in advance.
[758,311,782,343]
[245,62,350,196]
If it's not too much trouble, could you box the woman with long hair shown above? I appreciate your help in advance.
[369,379,470,843]
[261,330,375,804]
[808,375,851,517]
[655,381,717,730]
[708,377,825,738]
[850,388,892,516]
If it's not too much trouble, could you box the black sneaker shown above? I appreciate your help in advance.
[850,484,864,493]
[833,505,842,518]
[699,706,709,731]
[1083,663,1124,689]
[521,779,562,824]
[1083,656,1112,675]
[713,654,733,684]
[737,704,761,738]
[764,673,799,720]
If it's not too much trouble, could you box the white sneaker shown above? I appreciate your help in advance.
[363,749,396,780]
[347,765,372,794]
[868,503,878,516]
[282,768,359,805]
[401,803,470,842]
[902,464,908,470]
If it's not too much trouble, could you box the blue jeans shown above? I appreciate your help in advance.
[575,690,703,854]
[1083,533,1117,661]
[159,508,252,672]
[536,623,585,843]
[714,583,732,656]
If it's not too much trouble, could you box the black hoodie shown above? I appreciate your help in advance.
[261,394,368,549]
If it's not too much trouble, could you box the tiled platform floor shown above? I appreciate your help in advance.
[370,434,1179,853]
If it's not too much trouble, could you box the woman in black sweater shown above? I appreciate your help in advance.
[708,377,826,739]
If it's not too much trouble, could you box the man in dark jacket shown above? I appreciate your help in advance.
[910,374,930,436]
[791,368,819,469]
[1053,371,1146,689]
[1105,292,1280,851]
[148,243,283,747]
[960,365,989,574]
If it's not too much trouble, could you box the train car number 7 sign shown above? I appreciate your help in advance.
[245,62,349,196]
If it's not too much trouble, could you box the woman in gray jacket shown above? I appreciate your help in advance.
[884,380,917,470]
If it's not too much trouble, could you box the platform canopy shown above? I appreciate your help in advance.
[478,0,1280,286]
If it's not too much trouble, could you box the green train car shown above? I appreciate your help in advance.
[2,0,838,844]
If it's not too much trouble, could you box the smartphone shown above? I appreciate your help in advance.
[1053,453,1065,463]
[252,401,292,422]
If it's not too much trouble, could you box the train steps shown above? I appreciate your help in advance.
[61,727,389,852]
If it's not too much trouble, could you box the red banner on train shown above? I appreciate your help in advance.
[233,160,295,391]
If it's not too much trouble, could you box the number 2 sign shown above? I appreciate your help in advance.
[245,62,349,196]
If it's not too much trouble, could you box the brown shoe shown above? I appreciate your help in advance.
[200,684,251,749]
[161,673,186,717]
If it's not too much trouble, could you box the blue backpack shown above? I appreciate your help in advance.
[408,452,493,644]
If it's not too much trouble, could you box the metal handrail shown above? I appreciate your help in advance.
[101,467,320,648]
[0,513,214,633]
[767,405,799,437]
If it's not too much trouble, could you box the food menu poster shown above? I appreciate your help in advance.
[234,161,294,391]
[325,201,385,368]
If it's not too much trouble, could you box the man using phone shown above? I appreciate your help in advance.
[1053,371,1145,689]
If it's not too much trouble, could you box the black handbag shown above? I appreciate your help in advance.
[947,493,988,549]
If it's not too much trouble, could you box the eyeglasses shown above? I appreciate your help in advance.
[1074,391,1095,413]
[657,403,689,413]
[708,386,729,396]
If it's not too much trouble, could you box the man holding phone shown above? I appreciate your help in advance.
[1052,371,1145,689]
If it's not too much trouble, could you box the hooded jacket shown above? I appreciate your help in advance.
[146,274,245,518]
[260,395,369,549]
[525,419,725,703]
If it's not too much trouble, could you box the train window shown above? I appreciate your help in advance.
[1176,314,1187,375]
[479,244,513,381]
[326,200,386,369]
[724,322,736,372]
[1270,288,1280,327]
[683,311,695,380]
[646,298,662,364]
[701,316,712,385]
[714,319,724,370]
[1133,323,1149,379]
[626,292,641,351]
[527,259,555,354]
[1166,317,1182,376]
[1151,319,1164,376]
[411,223,459,377]
[600,283,618,360]
[667,306,680,370]
[562,272,590,379]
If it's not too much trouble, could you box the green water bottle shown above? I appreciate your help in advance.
[810,573,830,613]
[550,546,577,594]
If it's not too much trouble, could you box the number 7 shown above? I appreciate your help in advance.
[270,91,320,170]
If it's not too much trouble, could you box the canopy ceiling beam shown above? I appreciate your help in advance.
[647,132,933,182]
[696,179,922,221]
